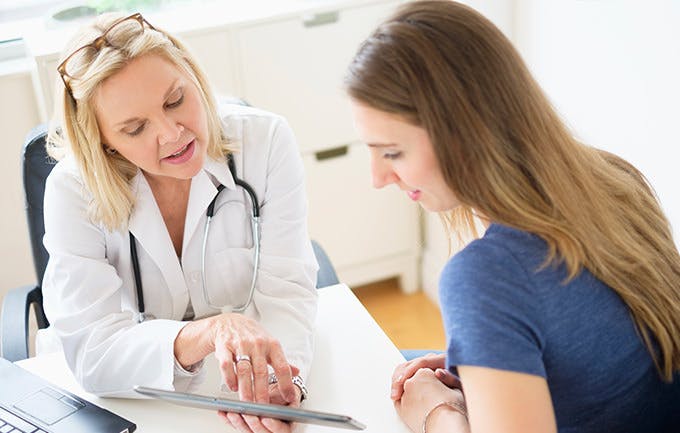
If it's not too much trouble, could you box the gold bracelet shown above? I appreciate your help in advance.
[422,400,468,433]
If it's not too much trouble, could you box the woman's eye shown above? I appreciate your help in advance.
[384,152,402,160]
[125,123,145,136]
[166,93,184,109]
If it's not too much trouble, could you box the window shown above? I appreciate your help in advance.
[0,0,196,61]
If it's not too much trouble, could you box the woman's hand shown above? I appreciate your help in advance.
[174,312,303,432]
[392,353,461,400]
[394,368,468,433]
[218,370,303,433]
[174,312,298,403]
[209,313,298,405]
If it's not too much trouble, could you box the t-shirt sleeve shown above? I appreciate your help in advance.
[439,238,546,378]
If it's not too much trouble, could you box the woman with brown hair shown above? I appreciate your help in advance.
[345,1,680,432]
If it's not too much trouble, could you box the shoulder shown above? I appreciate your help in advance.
[441,224,544,293]
[218,101,288,135]
[218,101,296,153]
[439,224,551,328]
[43,156,97,230]
[45,155,89,197]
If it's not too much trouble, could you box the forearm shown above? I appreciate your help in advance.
[174,316,215,368]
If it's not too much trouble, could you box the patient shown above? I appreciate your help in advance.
[344,1,680,432]
[42,11,317,433]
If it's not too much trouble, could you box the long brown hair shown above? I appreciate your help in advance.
[345,0,680,381]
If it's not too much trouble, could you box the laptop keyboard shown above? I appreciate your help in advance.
[0,406,46,433]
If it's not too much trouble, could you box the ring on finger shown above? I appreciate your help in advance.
[268,373,278,385]
[235,354,252,364]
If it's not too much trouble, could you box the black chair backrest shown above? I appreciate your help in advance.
[22,124,55,286]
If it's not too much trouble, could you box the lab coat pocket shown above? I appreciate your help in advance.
[207,247,256,308]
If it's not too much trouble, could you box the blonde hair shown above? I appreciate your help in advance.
[345,0,680,381]
[48,12,232,230]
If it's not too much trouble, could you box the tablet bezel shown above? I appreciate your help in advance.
[133,386,366,430]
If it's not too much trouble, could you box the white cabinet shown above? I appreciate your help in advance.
[178,29,238,96]
[25,0,420,292]
[234,1,399,153]
[302,144,420,292]
[234,0,419,291]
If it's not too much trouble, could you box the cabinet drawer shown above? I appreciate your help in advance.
[235,1,401,153]
[303,143,419,270]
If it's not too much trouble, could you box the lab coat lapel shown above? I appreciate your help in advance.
[183,158,236,252]
[128,172,188,318]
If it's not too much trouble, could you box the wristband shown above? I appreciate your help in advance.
[422,400,467,433]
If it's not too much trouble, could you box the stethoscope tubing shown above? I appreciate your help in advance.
[201,196,260,313]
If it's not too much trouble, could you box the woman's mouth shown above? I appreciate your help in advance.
[407,190,421,201]
[163,140,195,164]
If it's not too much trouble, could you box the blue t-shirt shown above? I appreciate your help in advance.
[440,224,680,432]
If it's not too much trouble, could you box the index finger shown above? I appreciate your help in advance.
[251,350,271,404]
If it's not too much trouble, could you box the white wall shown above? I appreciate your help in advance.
[0,68,41,355]
[0,71,40,287]
[422,0,680,304]
[514,0,680,242]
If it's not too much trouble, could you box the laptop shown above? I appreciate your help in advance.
[0,357,136,433]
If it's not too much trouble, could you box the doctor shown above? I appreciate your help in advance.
[41,12,317,433]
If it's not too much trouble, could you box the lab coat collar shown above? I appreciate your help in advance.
[183,157,235,255]
[203,156,237,191]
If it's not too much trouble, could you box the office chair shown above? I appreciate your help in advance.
[312,240,339,288]
[1,124,52,362]
[0,124,340,362]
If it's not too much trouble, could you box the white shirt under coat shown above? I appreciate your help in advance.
[40,104,319,397]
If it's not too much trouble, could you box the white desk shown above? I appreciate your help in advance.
[17,284,411,432]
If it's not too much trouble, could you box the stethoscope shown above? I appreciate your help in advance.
[130,154,261,323]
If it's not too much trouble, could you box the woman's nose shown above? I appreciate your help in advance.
[371,157,398,189]
[158,116,183,145]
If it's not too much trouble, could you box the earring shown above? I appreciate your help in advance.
[105,146,117,155]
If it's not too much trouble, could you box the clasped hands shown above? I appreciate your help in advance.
[391,353,469,433]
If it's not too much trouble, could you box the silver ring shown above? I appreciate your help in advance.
[268,373,278,385]
[235,354,251,364]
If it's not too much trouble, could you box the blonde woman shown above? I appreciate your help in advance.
[345,1,680,432]
[41,12,316,433]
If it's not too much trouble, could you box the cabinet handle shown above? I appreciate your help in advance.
[302,11,339,28]
[315,145,348,161]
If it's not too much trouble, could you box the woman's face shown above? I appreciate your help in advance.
[94,53,209,184]
[350,100,460,212]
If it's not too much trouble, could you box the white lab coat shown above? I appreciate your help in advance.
[39,104,319,397]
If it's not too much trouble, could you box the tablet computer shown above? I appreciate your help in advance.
[134,386,366,430]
